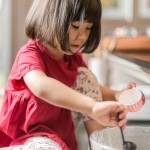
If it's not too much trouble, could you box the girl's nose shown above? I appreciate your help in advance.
[78,29,89,40]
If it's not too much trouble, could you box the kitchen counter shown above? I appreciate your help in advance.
[103,51,150,85]
[112,51,150,70]
[101,51,150,122]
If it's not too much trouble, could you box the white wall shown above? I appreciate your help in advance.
[0,0,12,86]
[0,0,31,87]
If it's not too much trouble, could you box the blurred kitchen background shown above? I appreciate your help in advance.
[0,0,150,124]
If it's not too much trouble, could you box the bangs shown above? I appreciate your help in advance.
[72,0,101,23]
[85,1,101,23]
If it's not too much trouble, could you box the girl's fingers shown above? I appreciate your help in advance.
[115,104,126,114]
[109,119,118,126]
[119,122,126,129]
[118,114,127,127]
[126,82,136,89]
[115,104,127,128]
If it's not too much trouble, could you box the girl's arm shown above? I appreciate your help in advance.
[84,84,135,135]
[24,70,95,115]
[100,82,136,102]
[24,70,127,127]
[100,85,117,101]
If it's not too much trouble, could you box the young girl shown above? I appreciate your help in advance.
[0,0,134,149]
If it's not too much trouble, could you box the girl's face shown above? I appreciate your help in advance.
[45,21,93,59]
[69,21,93,53]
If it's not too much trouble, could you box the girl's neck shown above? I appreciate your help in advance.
[44,44,65,60]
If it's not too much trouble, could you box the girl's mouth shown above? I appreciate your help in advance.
[70,44,81,51]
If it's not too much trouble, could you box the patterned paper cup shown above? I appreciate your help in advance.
[119,88,144,112]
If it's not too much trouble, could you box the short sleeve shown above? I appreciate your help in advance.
[10,46,45,90]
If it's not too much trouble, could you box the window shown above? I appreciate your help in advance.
[101,0,133,22]
[0,0,11,88]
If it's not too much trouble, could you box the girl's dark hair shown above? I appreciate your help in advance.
[25,0,102,53]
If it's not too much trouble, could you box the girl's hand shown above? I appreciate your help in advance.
[90,101,127,129]
[115,82,145,106]
[125,82,136,90]
[115,82,136,101]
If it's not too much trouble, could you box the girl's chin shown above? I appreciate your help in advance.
[70,50,79,54]
[70,49,80,53]
[70,45,80,51]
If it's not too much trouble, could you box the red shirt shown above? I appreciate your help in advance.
[0,40,87,149]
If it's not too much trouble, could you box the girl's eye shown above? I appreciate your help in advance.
[86,27,92,30]
[72,24,79,29]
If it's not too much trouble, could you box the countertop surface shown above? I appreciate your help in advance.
[109,51,150,125]
[112,51,150,69]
